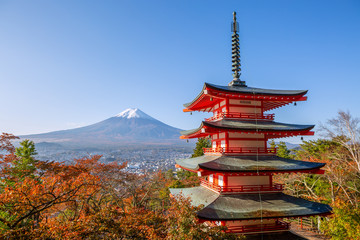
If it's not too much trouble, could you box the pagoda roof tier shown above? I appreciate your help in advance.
[245,232,308,240]
[180,119,314,139]
[175,155,325,174]
[183,83,308,112]
[170,186,332,221]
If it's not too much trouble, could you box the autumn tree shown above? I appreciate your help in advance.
[166,195,243,240]
[272,111,360,239]
[0,133,243,239]
[0,133,129,238]
[321,201,360,240]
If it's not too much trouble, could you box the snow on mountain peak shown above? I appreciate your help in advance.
[115,108,153,120]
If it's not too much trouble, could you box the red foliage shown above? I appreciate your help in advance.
[0,133,241,239]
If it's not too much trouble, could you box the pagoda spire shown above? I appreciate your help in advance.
[229,11,247,87]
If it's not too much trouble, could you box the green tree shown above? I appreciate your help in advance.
[168,179,185,189]
[271,141,292,159]
[170,138,211,189]
[165,169,175,181]
[321,203,360,240]
[176,169,196,180]
[295,139,336,160]
[191,137,211,158]
[13,139,38,180]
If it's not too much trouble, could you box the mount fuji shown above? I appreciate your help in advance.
[115,108,154,119]
[21,108,184,148]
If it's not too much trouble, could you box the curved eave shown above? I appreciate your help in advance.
[180,122,205,139]
[184,84,207,108]
[183,83,308,112]
[180,120,315,139]
[203,120,315,132]
[169,186,219,207]
[196,192,332,221]
[175,155,326,173]
[175,155,219,172]
[170,187,332,221]
[205,83,308,96]
[175,164,199,173]
[198,210,332,221]
[198,162,326,173]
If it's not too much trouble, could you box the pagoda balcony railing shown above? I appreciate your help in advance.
[203,147,277,155]
[200,179,284,193]
[205,112,275,122]
[225,220,290,234]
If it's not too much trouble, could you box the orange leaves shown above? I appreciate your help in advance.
[0,133,18,156]
[0,134,240,239]
[0,137,128,235]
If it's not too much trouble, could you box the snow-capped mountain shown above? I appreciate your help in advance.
[115,108,154,120]
[21,108,183,148]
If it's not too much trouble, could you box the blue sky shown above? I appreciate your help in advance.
[0,0,359,143]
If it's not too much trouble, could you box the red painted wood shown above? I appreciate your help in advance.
[205,112,275,121]
[184,88,307,112]
[200,178,284,193]
[203,147,277,155]
[225,221,290,234]
[182,125,315,139]
[228,104,263,108]
[217,137,265,141]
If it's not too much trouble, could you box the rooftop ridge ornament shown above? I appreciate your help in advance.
[229,11,247,87]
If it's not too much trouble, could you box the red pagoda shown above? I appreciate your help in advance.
[170,12,332,236]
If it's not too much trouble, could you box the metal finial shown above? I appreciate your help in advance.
[229,11,246,87]
[233,12,237,31]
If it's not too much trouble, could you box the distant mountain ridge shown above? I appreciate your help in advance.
[21,108,184,148]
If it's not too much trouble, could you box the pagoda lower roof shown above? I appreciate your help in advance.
[180,119,314,138]
[175,155,325,173]
[184,83,308,112]
[246,232,307,240]
[170,186,332,221]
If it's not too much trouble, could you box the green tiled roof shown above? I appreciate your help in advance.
[180,120,314,136]
[197,192,332,220]
[175,155,325,172]
[169,186,219,207]
[171,186,332,221]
